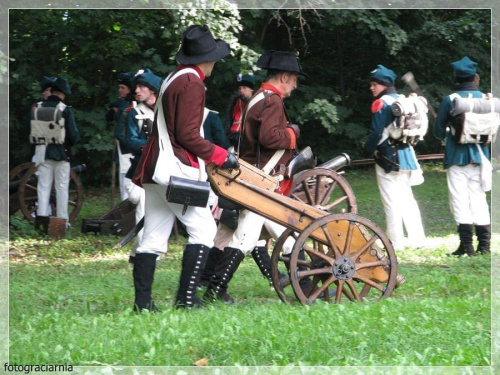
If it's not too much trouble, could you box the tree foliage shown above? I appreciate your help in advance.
[9,7,491,186]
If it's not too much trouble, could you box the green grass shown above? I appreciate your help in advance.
[8,163,494,369]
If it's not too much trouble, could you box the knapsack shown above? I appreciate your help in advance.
[389,93,429,145]
[449,93,500,144]
[29,101,67,145]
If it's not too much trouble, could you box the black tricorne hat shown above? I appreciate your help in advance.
[256,50,307,76]
[175,25,231,65]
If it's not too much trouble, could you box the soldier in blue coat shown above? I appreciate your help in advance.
[123,69,163,263]
[363,65,426,251]
[106,72,135,201]
[434,56,491,256]
[32,77,79,226]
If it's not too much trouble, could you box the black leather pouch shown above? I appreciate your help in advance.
[166,176,210,214]
[219,209,239,230]
[217,196,242,210]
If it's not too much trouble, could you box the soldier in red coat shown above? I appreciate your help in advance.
[203,51,305,304]
[130,25,238,311]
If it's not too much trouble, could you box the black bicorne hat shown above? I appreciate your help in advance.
[175,25,231,65]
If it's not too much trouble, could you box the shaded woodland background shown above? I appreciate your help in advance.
[8,6,491,186]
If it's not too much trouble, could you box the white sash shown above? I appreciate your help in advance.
[240,90,285,174]
[152,68,207,186]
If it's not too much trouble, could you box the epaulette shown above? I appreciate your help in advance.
[371,98,385,114]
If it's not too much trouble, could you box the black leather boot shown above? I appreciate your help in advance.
[251,245,290,288]
[175,244,210,309]
[450,224,476,256]
[133,253,158,312]
[475,224,491,255]
[204,247,245,304]
[198,247,224,288]
[281,249,314,295]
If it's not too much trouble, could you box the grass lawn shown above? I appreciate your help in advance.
[7,163,496,374]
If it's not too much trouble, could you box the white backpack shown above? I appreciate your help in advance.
[389,94,429,145]
[449,93,500,144]
[29,101,67,145]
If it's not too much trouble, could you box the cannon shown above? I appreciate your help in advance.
[207,157,398,305]
[9,162,85,224]
[289,153,357,214]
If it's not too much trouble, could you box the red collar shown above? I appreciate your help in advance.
[178,64,205,81]
[260,82,283,99]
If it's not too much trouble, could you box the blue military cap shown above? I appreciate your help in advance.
[52,77,72,96]
[39,76,57,91]
[134,69,163,92]
[451,56,477,78]
[236,73,255,89]
[370,65,396,86]
[117,72,135,89]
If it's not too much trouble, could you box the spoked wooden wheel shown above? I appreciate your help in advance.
[9,162,36,216]
[271,228,340,304]
[18,164,84,223]
[290,168,357,214]
[288,213,398,305]
[270,228,297,303]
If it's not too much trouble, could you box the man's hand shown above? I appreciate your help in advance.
[288,124,300,139]
[222,152,239,169]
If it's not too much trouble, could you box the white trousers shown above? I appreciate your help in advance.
[215,209,295,256]
[446,164,490,225]
[36,159,70,220]
[119,173,131,201]
[126,183,145,257]
[136,183,217,255]
[375,165,426,250]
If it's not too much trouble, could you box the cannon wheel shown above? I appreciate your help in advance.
[17,163,84,224]
[284,213,397,305]
[9,162,35,184]
[270,228,298,303]
[270,226,383,304]
[9,162,36,216]
[270,169,358,302]
[290,168,357,214]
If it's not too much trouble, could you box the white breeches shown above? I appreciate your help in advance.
[117,143,132,201]
[214,209,295,255]
[446,164,490,225]
[128,184,145,257]
[375,165,426,250]
[36,159,70,220]
[119,173,131,201]
[136,183,217,255]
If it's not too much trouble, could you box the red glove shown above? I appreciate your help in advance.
[287,124,300,139]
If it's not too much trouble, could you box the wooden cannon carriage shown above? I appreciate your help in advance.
[207,158,398,305]
[9,162,85,224]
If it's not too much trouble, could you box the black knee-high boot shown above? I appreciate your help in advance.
[450,224,476,256]
[475,224,491,254]
[251,246,290,287]
[175,244,210,309]
[133,253,158,312]
[198,247,224,288]
[204,247,245,304]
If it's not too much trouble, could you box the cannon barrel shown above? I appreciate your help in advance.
[9,163,87,193]
[317,153,351,171]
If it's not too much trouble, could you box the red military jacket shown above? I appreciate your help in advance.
[133,65,227,186]
[239,82,296,169]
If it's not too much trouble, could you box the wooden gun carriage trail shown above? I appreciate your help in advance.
[206,155,399,305]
